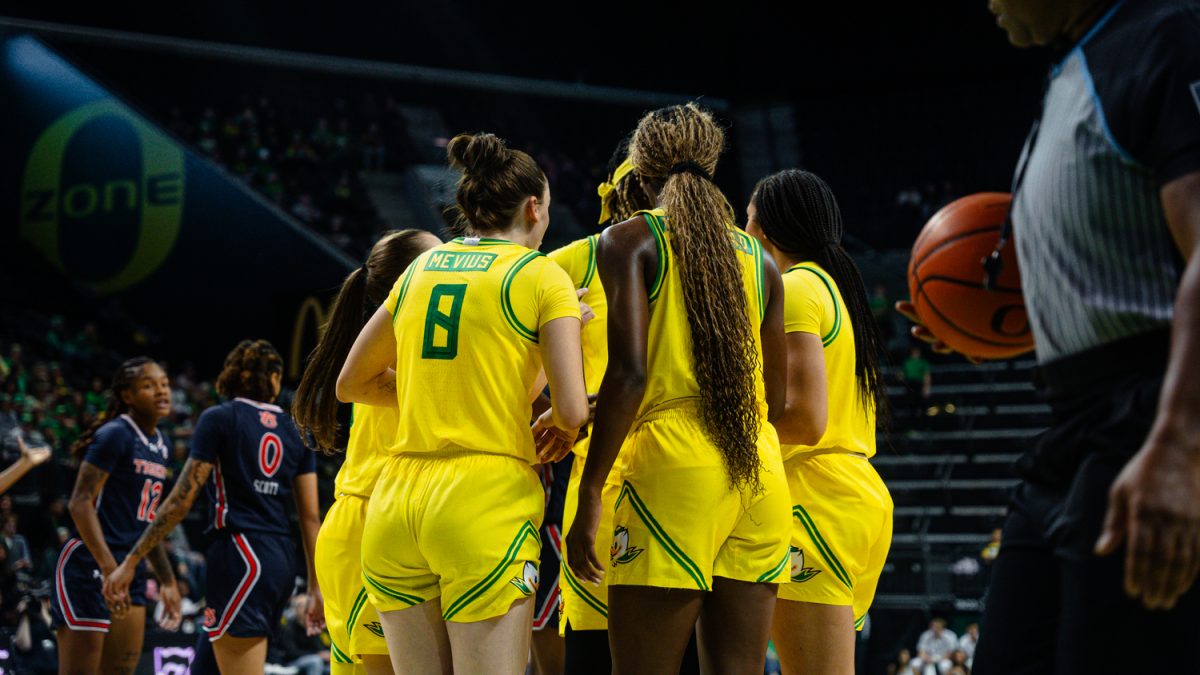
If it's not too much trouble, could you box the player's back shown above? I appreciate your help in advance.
[191,398,315,535]
[387,237,579,464]
[637,208,768,420]
[781,262,875,459]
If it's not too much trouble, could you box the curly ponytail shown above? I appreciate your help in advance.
[216,340,284,403]
[631,104,763,493]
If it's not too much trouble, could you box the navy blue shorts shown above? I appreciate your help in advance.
[202,532,296,641]
[534,454,572,631]
[50,538,146,633]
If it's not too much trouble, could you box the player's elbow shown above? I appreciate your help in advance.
[776,410,826,447]
[334,372,357,404]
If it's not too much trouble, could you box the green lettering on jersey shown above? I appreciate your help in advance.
[424,251,498,272]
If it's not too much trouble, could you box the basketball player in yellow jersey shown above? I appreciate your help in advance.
[292,230,441,675]
[546,140,658,675]
[566,104,791,675]
[746,169,893,675]
[336,132,588,675]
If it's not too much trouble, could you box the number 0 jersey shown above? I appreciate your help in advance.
[637,209,769,420]
[78,415,170,551]
[190,398,316,535]
[385,237,581,463]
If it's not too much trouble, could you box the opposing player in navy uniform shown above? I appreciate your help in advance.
[53,357,183,675]
[106,340,323,675]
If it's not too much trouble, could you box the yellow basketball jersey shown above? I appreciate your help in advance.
[333,403,396,497]
[780,262,875,460]
[384,237,581,464]
[548,236,607,458]
[637,209,768,420]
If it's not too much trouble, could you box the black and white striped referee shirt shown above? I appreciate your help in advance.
[1011,0,1200,363]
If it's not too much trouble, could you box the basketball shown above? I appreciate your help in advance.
[907,192,1034,360]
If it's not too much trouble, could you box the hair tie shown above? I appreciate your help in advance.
[667,161,712,182]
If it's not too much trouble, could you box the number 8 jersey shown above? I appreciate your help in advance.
[386,237,580,463]
[190,397,316,535]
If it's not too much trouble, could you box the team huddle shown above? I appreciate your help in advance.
[52,104,893,675]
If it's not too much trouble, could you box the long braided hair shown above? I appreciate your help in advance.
[292,230,438,453]
[751,169,891,428]
[631,103,763,493]
[216,340,285,403]
[70,356,159,460]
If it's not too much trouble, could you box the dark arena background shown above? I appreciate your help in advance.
[0,2,1056,673]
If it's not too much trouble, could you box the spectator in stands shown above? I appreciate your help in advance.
[2,513,32,571]
[911,618,958,675]
[273,594,331,675]
[362,122,385,172]
[889,648,918,675]
[958,623,979,669]
[902,346,933,427]
[13,583,57,673]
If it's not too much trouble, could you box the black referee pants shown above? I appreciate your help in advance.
[974,330,1200,674]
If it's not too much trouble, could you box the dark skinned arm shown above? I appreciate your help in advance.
[102,458,212,607]
[565,217,654,583]
[759,250,788,424]
[67,462,118,575]
[1097,170,1200,610]
[293,472,326,635]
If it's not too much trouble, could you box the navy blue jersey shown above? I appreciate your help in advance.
[190,398,316,536]
[80,415,170,551]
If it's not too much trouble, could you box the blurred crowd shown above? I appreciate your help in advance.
[0,311,339,673]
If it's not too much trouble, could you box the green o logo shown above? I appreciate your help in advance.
[20,99,184,294]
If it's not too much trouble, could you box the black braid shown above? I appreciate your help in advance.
[752,169,892,430]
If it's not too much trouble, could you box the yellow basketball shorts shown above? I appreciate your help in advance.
[315,493,387,668]
[361,451,544,623]
[558,436,627,634]
[607,405,791,591]
[778,451,893,631]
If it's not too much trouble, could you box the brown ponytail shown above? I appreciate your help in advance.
[445,133,546,236]
[292,230,439,452]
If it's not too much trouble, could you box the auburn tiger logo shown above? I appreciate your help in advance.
[203,607,217,628]
[259,411,278,428]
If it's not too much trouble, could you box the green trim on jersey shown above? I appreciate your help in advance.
[363,572,425,607]
[786,264,842,347]
[442,520,539,621]
[793,504,853,590]
[644,213,669,303]
[756,549,791,583]
[616,481,709,590]
[500,250,545,343]
[735,230,766,322]
[330,641,353,664]
[450,236,521,247]
[346,587,370,642]
[391,262,419,324]
[562,565,609,617]
[581,235,599,289]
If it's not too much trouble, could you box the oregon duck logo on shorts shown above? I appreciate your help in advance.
[789,546,821,583]
[610,526,645,566]
[364,621,384,638]
[510,561,539,596]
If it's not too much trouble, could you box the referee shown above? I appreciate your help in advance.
[902,0,1200,671]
